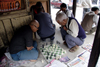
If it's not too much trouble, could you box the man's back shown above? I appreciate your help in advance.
[9,25,33,54]
[34,12,55,38]
[81,12,94,31]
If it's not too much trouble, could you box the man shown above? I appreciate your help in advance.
[30,2,45,15]
[61,0,69,9]
[56,3,74,17]
[80,0,92,19]
[81,7,99,34]
[56,12,86,52]
[34,8,55,42]
[9,20,39,61]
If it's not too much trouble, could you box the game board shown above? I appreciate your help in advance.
[39,42,66,62]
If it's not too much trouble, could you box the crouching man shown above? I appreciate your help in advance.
[56,12,86,52]
[9,20,39,61]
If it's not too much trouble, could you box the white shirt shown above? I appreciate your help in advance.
[56,10,72,17]
[66,18,79,37]
[80,0,92,8]
[61,0,69,4]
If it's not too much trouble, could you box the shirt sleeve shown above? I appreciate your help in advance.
[24,29,33,47]
[56,10,61,15]
[67,19,79,37]
[87,0,92,8]
[93,15,99,25]
[66,10,72,17]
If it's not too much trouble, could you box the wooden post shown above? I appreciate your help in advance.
[72,0,77,17]
[88,18,100,67]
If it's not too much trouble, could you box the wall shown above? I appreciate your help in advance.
[0,0,50,48]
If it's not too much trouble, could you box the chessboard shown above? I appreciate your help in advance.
[39,42,66,62]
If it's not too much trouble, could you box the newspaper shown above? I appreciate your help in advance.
[67,51,91,67]
[45,59,67,67]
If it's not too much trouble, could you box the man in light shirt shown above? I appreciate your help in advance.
[61,0,69,9]
[56,3,74,17]
[81,7,99,34]
[80,0,92,19]
[56,12,86,52]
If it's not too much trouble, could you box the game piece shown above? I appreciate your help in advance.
[51,53,53,56]
[42,50,44,52]
[56,56,59,60]
[59,56,61,59]
[46,56,48,59]
[41,60,44,63]
[54,54,56,57]
[42,45,44,48]
[50,44,52,46]
[47,52,49,55]
[56,41,60,44]
[50,56,52,59]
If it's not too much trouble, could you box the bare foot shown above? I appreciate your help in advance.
[30,60,37,62]
[69,45,79,52]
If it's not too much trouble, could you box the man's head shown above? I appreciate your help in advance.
[36,2,43,8]
[60,3,67,11]
[29,20,39,32]
[91,7,99,14]
[56,12,68,26]
[37,8,43,13]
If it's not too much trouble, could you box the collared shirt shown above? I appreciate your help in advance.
[56,10,72,17]
[66,18,79,37]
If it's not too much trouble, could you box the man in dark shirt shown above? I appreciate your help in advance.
[34,8,55,42]
[30,2,45,15]
[9,20,39,61]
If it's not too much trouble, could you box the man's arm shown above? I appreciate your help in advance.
[56,9,61,15]
[24,29,33,50]
[67,19,79,37]
[88,0,92,8]
[93,15,99,25]
[66,10,72,17]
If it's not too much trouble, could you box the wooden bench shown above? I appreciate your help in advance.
[0,15,35,58]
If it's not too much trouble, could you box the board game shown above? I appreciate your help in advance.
[39,42,66,62]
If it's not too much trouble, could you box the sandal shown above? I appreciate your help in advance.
[69,45,79,52]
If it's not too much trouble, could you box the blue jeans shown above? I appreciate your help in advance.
[11,41,38,61]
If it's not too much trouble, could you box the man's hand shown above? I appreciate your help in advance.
[63,26,68,31]
[26,46,34,51]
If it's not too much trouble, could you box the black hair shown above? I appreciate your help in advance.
[36,2,42,7]
[91,7,99,11]
[60,3,67,8]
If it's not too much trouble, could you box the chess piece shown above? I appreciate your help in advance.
[41,60,44,63]
[56,41,60,44]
